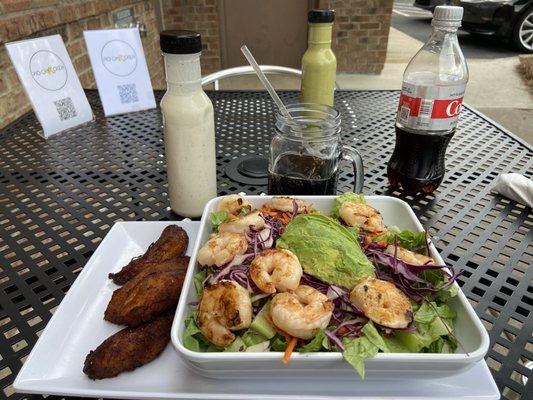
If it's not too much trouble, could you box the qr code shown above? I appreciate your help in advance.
[399,106,410,122]
[118,84,139,104]
[54,97,77,121]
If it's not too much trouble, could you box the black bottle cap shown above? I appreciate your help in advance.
[160,30,202,54]
[308,9,335,23]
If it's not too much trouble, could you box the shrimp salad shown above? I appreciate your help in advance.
[183,193,462,378]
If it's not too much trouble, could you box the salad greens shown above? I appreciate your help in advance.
[330,192,366,219]
[372,226,428,255]
[361,321,390,353]
[242,329,269,347]
[185,193,461,380]
[299,331,329,353]
[193,270,206,297]
[276,214,375,288]
[210,205,250,231]
[183,314,207,353]
[396,301,458,353]
[342,336,379,380]
[209,210,229,230]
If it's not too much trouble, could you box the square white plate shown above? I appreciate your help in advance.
[14,219,500,399]
[173,196,490,379]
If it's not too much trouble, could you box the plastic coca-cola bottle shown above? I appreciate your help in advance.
[388,6,468,194]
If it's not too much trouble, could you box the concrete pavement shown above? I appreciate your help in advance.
[337,27,533,144]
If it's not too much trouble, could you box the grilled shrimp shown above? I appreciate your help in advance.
[385,245,434,266]
[339,202,386,234]
[197,280,252,347]
[249,249,303,294]
[270,197,313,214]
[270,285,333,339]
[349,278,412,329]
[197,232,248,267]
[219,211,265,234]
[216,195,252,216]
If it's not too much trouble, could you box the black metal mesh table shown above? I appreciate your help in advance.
[0,90,531,399]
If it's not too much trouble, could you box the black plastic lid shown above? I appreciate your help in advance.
[308,9,335,23]
[160,30,202,54]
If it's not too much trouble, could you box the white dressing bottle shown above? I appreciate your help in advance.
[160,30,217,217]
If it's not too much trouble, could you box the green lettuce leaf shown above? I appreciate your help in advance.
[381,335,411,353]
[224,336,246,352]
[299,331,329,353]
[277,214,375,288]
[434,281,460,302]
[443,334,458,353]
[361,321,389,353]
[210,210,229,231]
[373,227,428,255]
[330,192,366,219]
[183,313,204,352]
[271,335,288,352]
[193,270,206,297]
[418,268,459,303]
[396,302,456,353]
[424,336,457,354]
[237,207,250,216]
[241,329,268,347]
[414,301,457,324]
[342,336,379,379]
[206,343,224,352]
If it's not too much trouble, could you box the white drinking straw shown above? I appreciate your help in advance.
[240,45,292,120]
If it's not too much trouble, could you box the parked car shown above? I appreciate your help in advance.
[414,0,533,53]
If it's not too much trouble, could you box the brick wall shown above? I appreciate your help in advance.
[0,0,394,128]
[318,0,394,73]
[161,0,221,75]
[0,0,165,129]
[161,0,392,75]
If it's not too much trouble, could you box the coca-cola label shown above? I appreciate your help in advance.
[397,82,466,131]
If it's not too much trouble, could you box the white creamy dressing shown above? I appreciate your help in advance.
[160,52,217,217]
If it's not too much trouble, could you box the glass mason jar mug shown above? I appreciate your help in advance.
[268,103,364,195]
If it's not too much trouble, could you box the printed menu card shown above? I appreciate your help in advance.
[84,28,156,116]
[6,35,93,138]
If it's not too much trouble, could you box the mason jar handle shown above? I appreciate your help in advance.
[342,145,364,194]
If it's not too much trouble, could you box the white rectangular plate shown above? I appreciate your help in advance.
[14,219,500,399]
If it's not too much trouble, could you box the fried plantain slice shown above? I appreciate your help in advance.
[104,266,185,326]
[83,312,173,379]
[111,255,190,284]
[109,225,189,285]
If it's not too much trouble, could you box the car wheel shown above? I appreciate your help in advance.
[513,6,533,53]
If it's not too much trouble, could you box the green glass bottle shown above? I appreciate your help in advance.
[300,9,337,107]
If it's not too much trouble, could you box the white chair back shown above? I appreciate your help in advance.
[201,65,302,90]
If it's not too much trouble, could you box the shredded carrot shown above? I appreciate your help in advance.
[337,326,349,336]
[280,212,291,224]
[261,203,292,224]
[283,337,298,364]
[261,203,278,217]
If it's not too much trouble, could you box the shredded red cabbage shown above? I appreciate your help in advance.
[206,214,284,291]
[301,273,366,343]
[333,317,368,338]
[364,241,463,303]
[300,273,331,294]
[263,214,285,240]
[324,329,345,352]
